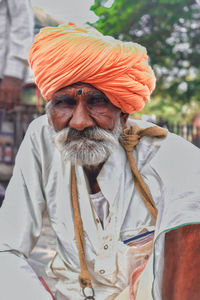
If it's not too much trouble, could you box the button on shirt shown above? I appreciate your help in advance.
[90,191,120,281]
[90,191,109,228]
[0,116,200,300]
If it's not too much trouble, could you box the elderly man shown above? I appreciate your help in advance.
[0,23,200,300]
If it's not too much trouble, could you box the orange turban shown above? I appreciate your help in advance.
[29,22,156,114]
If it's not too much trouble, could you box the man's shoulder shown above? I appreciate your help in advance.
[16,114,55,166]
[127,118,200,172]
[127,118,155,129]
[27,114,49,133]
[138,122,200,185]
[24,114,53,147]
[127,118,191,149]
[127,118,168,150]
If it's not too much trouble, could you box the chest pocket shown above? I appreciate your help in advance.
[116,232,154,287]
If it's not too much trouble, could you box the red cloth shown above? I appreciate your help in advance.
[39,277,56,300]
[129,262,147,300]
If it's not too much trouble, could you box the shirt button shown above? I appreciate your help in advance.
[99,269,105,274]
[104,244,108,250]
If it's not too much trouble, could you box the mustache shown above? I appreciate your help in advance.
[52,121,122,166]
[54,126,121,145]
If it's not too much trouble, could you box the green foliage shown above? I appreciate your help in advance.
[133,96,200,124]
[22,87,37,105]
[91,0,200,121]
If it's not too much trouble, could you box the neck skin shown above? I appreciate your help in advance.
[83,163,104,194]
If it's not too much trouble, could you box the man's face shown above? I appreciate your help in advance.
[47,83,128,166]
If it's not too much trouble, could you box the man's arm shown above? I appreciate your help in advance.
[0,252,53,300]
[0,123,53,299]
[162,224,200,300]
[0,0,34,110]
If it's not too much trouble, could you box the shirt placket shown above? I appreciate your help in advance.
[94,216,117,277]
[94,196,123,279]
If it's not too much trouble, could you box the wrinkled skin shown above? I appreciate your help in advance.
[49,83,200,298]
[0,76,22,112]
[49,82,128,132]
[49,82,128,193]
[162,224,200,300]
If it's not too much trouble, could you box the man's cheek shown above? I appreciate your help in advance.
[51,110,71,130]
[90,112,113,127]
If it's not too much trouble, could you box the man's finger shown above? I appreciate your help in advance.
[6,89,14,112]
[0,87,6,110]
[0,77,22,112]
[0,109,6,132]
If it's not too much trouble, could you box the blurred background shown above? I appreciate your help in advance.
[0,0,200,201]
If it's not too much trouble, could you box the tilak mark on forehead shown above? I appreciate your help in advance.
[77,89,82,96]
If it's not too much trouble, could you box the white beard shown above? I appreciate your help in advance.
[52,120,122,166]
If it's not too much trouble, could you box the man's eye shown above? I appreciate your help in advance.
[88,97,108,105]
[55,98,76,107]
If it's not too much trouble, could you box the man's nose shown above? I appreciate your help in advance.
[69,103,95,131]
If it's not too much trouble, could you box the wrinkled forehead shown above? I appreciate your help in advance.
[51,82,107,99]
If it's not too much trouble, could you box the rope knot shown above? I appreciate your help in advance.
[71,124,167,297]
[79,275,92,288]
[120,125,141,152]
[120,123,168,220]
[120,124,168,152]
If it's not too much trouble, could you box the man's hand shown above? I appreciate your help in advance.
[0,76,22,112]
[162,224,200,300]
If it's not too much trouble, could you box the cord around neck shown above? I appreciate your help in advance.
[70,124,168,296]
[120,124,168,220]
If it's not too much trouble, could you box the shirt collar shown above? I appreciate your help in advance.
[97,142,127,208]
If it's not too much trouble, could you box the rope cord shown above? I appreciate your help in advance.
[71,165,92,289]
[120,125,168,220]
[70,125,168,294]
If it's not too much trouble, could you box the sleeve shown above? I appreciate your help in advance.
[150,133,200,299]
[3,0,34,79]
[0,124,53,299]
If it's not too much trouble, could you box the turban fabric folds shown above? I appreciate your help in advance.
[29,22,156,114]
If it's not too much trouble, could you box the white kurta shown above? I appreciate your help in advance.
[0,115,200,300]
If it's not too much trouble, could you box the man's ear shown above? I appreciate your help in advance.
[47,116,52,125]
[45,101,53,125]
[120,112,129,129]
